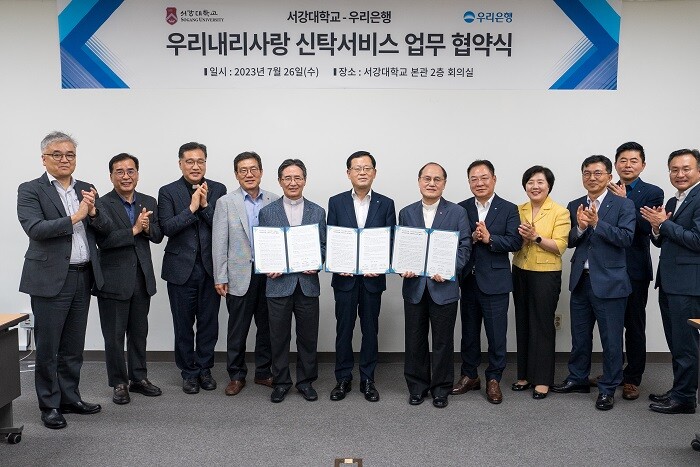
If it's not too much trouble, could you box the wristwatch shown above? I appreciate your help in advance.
[535,236,542,244]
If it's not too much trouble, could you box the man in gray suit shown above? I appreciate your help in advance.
[17,131,111,429]
[94,153,164,405]
[213,151,279,396]
[258,159,326,403]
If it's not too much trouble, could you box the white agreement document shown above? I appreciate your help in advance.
[425,229,459,281]
[252,226,288,273]
[325,226,358,274]
[286,224,323,273]
[391,226,428,275]
[358,227,391,274]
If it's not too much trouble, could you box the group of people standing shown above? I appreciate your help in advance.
[18,131,699,430]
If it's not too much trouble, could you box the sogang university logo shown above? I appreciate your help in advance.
[166,7,178,25]
[463,11,476,23]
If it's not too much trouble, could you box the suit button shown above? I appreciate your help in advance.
[65,256,70,260]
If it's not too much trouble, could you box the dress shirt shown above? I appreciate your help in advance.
[576,190,608,269]
[283,196,304,226]
[475,193,495,222]
[422,200,438,228]
[244,190,264,259]
[352,189,372,228]
[119,193,137,226]
[674,180,700,215]
[47,172,89,264]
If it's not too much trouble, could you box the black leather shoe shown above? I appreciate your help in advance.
[183,377,200,394]
[199,370,217,391]
[360,381,380,402]
[533,389,548,400]
[298,385,318,401]
[60,400,102,415]
[113,383,130,405]
[271,385,289,403]
[433,396,448,408]
[649,399,696,414]
[330,380,352,401]
[130,379,162,397]
[41,408,67,429]
[595,394,614,411]
[511,382,532,391]
[551,380,591,394]
[649,390,672,403]
[409,391,428,406]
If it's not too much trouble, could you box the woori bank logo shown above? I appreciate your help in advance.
[463,11,476,23]
[463,10,513,24]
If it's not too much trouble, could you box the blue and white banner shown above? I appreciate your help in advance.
[58,0,621,90]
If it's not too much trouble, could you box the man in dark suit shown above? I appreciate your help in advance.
[452,160,522,404]
[327,151,396,402]
[599,142,663,400]
[400,162,471,409]
[17,131,111,429]
[258,159,326,403]
[94,153,164,405]
[552,155,635,411]
[213,151,279,396]
[642,148,700,414]
[158,142,227,394]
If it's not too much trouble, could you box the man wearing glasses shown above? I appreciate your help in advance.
[212,152,279,396]
[158,142,227,394]
[552,155,635,411]
[17,131,111,429]
[452,160,521,404]
[400,163,470,409]
[94,153,164,405]
[327,151,396,402]
[258,159,326,403]
[642,149,700,414]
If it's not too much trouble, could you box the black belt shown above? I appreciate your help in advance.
[68,262,91,271]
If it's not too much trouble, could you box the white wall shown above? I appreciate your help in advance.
[2,0,699,353]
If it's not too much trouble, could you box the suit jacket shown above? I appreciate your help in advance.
[512,196,570,272]
[652,184,700,296]
[459,194,522,295]
[258,197,327,298]
[94,189,164,300]
[212,186,279,296]
[18,172,111,297]
[567,193,636,298]
[399,198,471,306]
[327,190,396,293]
[624,178,664,282]
[157,177,227,285]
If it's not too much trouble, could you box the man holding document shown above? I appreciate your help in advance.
[395,162,471,409]
[257,159,326,403]
[326,151,396,402]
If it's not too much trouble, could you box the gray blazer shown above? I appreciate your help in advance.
[212,186,279,296]
[94,189,164,300]
[17,172,111,297]
[258,197,326,298]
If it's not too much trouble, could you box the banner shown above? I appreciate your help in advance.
[58,0,621,90]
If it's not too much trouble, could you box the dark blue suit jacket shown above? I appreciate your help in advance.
[398,198,471,306]
[624,178,664,282]
[158,177,227,285]
[652,184,700,296]
[459,195,522,295]
[327,190,396,293]
[567,192,636,298]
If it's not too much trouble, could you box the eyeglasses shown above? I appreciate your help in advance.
[182,159,206,167]
[237,167,260,176]
[113,169,137,178]
[420,176,444,184]
[43,152,76,161]
[468,175,491,184]
[350,166,375,174]
[281,176,304,184]
[582,170,610,179]
[669,167,696,176]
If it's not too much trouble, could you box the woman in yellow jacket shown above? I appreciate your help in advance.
[511,166,570,399]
